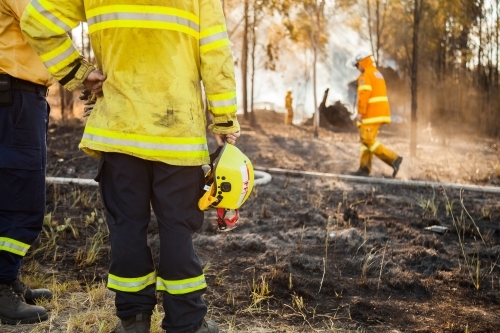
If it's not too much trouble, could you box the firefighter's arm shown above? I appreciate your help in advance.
[199,0,240,136]
[4,0,30,19]
[357,74,372,117]
[20,0,95,91]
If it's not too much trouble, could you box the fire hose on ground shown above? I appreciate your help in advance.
[46,170,273,187]
[46,167,499,194]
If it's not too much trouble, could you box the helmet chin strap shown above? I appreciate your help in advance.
[216,208,239,231]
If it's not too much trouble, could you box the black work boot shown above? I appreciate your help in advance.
[392,156,403,177]
[11,279,53,304]
[114,313,151,333]
[194,320,219,333]
[0,284,48,325]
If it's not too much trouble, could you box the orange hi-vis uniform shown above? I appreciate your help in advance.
[356,56,398,174]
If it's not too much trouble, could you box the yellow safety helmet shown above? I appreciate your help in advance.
[198,143,254,212]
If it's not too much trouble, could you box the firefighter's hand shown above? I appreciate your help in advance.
[83,70,106,96]
[215,131,240,146]
[356,114,363,122]
[79,88,97,118]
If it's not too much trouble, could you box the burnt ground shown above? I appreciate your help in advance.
[14,109,500,332]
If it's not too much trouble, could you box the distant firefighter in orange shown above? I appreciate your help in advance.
[285,89,294,125]
[351,51,402,177]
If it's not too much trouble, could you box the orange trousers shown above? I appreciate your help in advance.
[285,108,293,124]
[358,123,398,174]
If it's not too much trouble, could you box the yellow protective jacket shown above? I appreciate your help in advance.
[357,56,391,126]
[0,0,54,86]
[21,0,239,166]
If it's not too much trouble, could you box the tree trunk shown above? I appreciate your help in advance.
[59,84,66,123]
[310,1,324,138]
[496,0,499,88]
[81,22,85,59]
[87,25,92,62]
[410,0,421,157]
[366,0,375,64]
[250,4,258,125]
[375,0,381,65]
[241,0,249,120]
[59,84,74,122]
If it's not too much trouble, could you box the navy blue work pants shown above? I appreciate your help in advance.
[96,152,208,333]
[0,89,49,284]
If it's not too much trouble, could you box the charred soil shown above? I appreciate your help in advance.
[12,110,500,332]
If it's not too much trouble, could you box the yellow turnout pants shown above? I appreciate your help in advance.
[285,107,294,124]
[358,123,398,174]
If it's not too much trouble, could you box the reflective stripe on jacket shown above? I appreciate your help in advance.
[21,0,238,166]
[356,56,391,126]
[0,0,54,86]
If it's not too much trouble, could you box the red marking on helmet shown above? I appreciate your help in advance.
[242,180,249,194]
[240,164,250,194]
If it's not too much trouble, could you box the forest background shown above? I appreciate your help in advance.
[54,0,500,142]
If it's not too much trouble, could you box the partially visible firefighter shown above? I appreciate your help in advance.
[21,0,240,332]
[0,0,57,325]
[350,52,403,177]
[285,88,294,125]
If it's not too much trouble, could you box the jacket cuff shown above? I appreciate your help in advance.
[59,58,96,91]
[208,114,240,134]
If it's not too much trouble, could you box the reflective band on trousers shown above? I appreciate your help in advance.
[368,96,388,103]
[0,237,30,257]
[107,272,156,292]
[156,275,207,295]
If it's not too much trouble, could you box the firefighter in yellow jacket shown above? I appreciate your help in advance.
[21,1,240,332]
[351,52,402,177]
